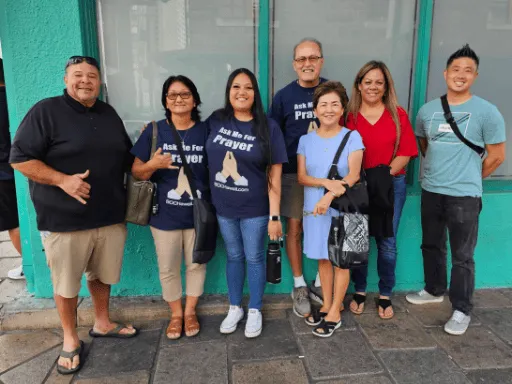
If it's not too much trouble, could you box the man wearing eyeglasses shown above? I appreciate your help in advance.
[268,38,326,318]
[10,56,137,375]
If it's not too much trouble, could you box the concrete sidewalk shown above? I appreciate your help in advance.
[0,231,27,308]
[1,289,512,384]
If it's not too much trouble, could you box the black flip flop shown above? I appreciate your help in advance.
[57,340,84,375]
[89,323,139,339]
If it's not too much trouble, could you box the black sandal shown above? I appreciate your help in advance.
[350,293,367,315]
[312,319,342,338]
[56,341,84,375]
[305,308,327,326]
[378,298,394,320]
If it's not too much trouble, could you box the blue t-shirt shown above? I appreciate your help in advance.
[268,78,327,174]
[205,114,288,219]
[297,128,365,214]
[415,96,506,197]
[130,119,209,230]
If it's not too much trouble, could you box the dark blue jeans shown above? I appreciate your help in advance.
[217,215,267,310]
[421,189,481,315]
[352,175,407,297]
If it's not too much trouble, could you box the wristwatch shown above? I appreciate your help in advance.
[269,215,280,221]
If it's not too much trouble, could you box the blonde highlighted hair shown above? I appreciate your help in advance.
[347,61,401,157]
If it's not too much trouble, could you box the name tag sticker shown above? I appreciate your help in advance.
[438,123,453,133]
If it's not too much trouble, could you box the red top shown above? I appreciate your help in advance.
[345,107,418,175]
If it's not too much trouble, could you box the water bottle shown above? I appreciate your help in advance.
[266,238,283,284]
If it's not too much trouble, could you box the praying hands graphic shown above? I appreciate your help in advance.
[215,151,248,186]
[167,166,202,200]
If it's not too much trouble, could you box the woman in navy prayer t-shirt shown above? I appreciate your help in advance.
[206,68,287,338]
[131,75,208,340]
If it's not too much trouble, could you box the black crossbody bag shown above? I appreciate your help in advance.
[324,130,369,214]
[169,123,218,264]
[440,94,485,158]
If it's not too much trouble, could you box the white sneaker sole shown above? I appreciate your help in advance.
[7,274,25,280]
[444,325,468,336]
[219,314,243,334]
[245,326,262,338]
[405,295,444,305]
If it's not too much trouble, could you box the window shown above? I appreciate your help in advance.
[427,0,512,178]
[97,0,259,141]
[269,0,418,108]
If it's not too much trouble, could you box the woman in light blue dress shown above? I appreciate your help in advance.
[297,81,364,337]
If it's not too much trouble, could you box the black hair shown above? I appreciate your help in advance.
[161,75,202,122]
[0,58,4,84]
[217,68,272,183]
[446,44,480,69]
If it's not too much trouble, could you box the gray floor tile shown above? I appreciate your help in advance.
[77,330,159,378]
[427,327,512,369]
[74,370,150,383]
[159,315,226,347]
[473,290,512,309]
[153,341,227,384]
[316,376,393,384]
[288,309,356,336]
[474,308,512,344]
[228,319,299,361]
[232,359,308,384]
[378,349,471,384]
[400,297,457,327]
[500,289,512,302]
[0,345,59,384]
[355,312,437,349]
[466,368,512,383]
[297,330,382,380]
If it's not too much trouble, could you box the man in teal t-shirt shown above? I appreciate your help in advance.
[406,45,506,336]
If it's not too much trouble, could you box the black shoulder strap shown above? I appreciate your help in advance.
[440,94,485,157]
[327,130,353,179]
[168,121,199,199]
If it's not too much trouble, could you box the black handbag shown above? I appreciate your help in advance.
[266,238,284,284]
[328,190,369,270]
[169,123,218,264]
[440,94,485,157]
[325,130,369,214]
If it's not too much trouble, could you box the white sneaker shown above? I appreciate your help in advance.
[444,310,471,336]
[245,309,262,338]
[405,289,444,305]
[7,265,25,280]
[220,305,244,334]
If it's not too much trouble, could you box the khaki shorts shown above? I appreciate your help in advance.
[281,173,304,220]
[42,223,127,298]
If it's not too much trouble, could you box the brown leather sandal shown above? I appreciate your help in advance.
[184,314,200,337]
[166,317,183,340]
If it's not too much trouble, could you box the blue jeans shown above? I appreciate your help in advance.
[352,175,407,297]
[217,215,267,310]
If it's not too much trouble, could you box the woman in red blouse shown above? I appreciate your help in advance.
[345,61,418,319]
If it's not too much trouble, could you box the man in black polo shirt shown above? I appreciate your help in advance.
[10,56,137,375]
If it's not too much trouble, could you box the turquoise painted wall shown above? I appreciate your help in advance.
[1,0,511,298]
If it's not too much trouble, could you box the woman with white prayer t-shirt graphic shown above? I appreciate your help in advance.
[131,75,208,341]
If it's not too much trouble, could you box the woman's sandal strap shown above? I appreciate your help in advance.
[307,309,327,324]
[378,298,392,310]
[353,293,367,305]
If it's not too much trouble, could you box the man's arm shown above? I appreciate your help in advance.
[418,137,428,157]
[12,160,91,204]
[482,142,506,178]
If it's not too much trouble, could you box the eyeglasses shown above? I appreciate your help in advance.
[166,92,192,100]
[65,56,100,71]
[294,55,323,65]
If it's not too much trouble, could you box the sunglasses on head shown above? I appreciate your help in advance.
[65,56,100,71]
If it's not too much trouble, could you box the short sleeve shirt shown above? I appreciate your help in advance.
[205,114,288,219]
[268,78,327,174]
[9,90,133,232]
[346,107,418,174]
[415,96,506,197]
[297,128,365,213]
[130,119,209,230]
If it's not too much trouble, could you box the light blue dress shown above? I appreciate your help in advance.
[297,128,365,260]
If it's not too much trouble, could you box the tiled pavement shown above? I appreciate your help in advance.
[1,290,512,383]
